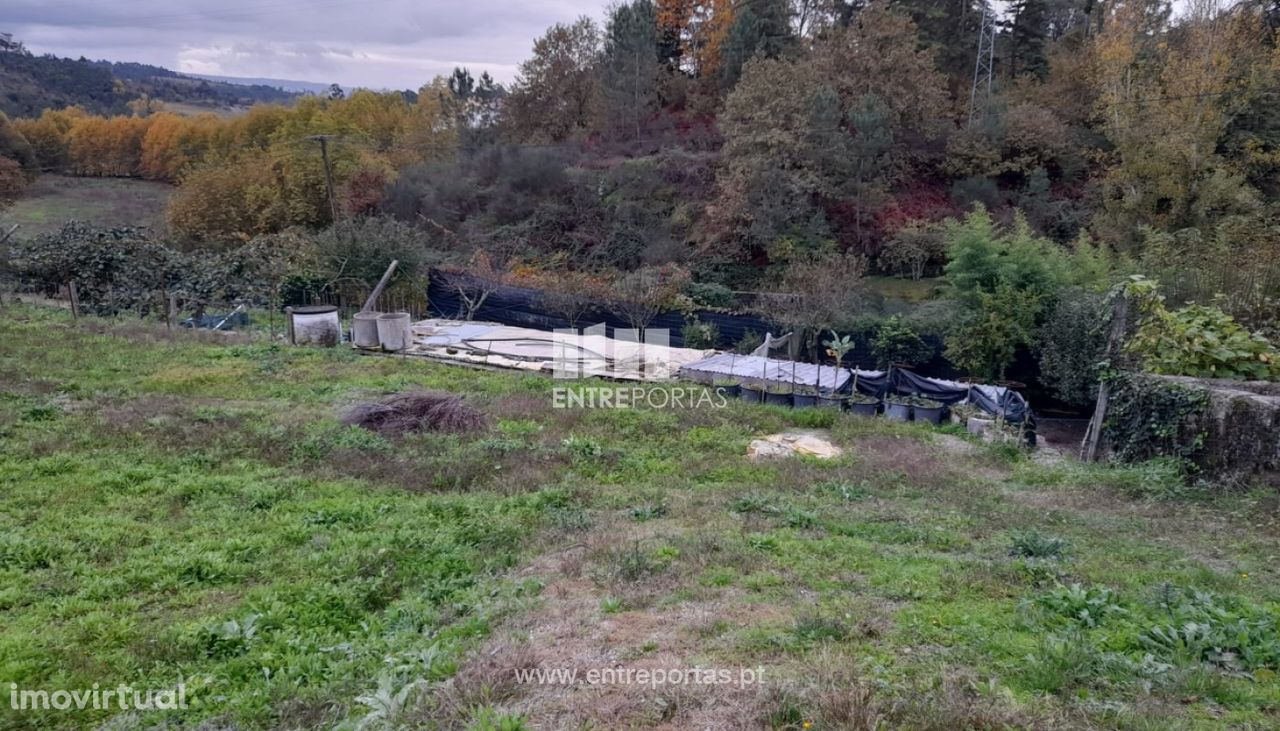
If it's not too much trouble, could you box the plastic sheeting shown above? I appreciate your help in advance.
[678,353,1031,423]
[678,353,856,391]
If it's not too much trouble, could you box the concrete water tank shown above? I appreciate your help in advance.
[352,312,381,349]
[288,305,341,347]
[376,312,411,352]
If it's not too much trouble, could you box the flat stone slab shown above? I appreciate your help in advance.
[747,430,842,460]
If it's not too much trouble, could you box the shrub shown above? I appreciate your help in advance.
[686,281,737,309]
[871,315,933,368]
[945,283,1040,380]
[734,329,764,354]
[681,315,721,349]
[1036,287,1110,406]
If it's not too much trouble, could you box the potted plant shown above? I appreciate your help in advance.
[714,378,741,399]
[739,381,765,403]
[885,394,913,421]
[793,384,819,409]
[910,396,946,425]
[847,392,880,417]
[816,391,846,409]
[821,330,856,411]
[764,384,793,407]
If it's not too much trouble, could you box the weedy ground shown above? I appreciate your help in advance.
[0,304,1277,730]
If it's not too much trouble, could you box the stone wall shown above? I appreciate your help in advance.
[1147,375,1280,485]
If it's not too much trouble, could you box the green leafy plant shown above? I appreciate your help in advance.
[1124,277,1280,380]
[1008,529,1069,560]
[1035,583,1127,627]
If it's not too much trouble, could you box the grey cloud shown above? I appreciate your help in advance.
[6,0,605,87]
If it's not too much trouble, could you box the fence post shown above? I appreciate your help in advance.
[167,293,177,335]
[68,281,80,320]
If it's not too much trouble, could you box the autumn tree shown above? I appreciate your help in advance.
[1093,0,1272,250]
[0,112,38,178]
[505,18,602,143]
[657,0,736,77]
[12,107,85,171]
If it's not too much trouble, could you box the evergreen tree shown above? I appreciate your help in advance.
[719,0,797,90]
[1008,0,1050,79]
[602,0,662,138]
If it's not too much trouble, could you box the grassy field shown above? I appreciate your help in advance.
[1,304,1278,730]
[1,175,172,237]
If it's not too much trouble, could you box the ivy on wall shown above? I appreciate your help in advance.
[1103,371,1210,469]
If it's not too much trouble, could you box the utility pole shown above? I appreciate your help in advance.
[968,3,998,127]
[306,135,340,223]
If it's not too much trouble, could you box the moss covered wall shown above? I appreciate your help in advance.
[1105,374,1280,486]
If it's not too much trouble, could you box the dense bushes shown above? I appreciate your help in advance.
[4,219,431,316]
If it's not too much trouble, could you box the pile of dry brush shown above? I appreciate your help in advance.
[341,391,488,437]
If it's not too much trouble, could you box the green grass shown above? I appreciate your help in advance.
[1,303,1279,730]
[2,174,172,236]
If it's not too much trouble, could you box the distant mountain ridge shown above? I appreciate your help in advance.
[185,73,333,95]
[0,44,304,118]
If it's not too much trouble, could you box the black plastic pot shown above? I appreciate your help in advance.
[739,385,764,404]
[816,395,845,409]
[764,391,793,407]
[716,383,742,399]
[848,400,879,417]
[792,392,819,408]
[914,405,944,425]
[885,402,912,421]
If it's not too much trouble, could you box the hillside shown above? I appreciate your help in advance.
[0,48,299,118]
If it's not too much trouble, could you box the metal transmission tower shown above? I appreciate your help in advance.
[968,3,998,126]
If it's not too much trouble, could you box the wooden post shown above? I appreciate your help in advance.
[167,293,177,334]
[1081,292,1129,462]
[361,259,399,313]
[68,281,80,320]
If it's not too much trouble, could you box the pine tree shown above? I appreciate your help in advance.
[719,0,797,90]
[602,0,662,137]
[1008,0,1050,79]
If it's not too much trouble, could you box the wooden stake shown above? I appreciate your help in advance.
[68,281,80,320]
[1081,292,1129,462]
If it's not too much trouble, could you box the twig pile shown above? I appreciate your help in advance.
[341,391,488,437]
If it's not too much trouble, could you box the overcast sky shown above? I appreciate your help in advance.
[6,0,605,89]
